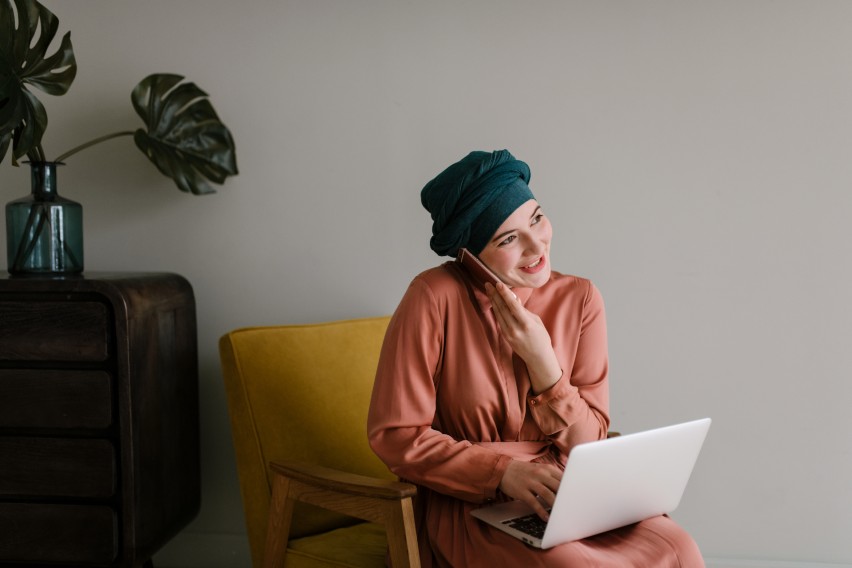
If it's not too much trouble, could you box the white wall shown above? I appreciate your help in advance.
[3,2,850,566]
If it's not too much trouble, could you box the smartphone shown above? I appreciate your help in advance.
[456,248,508,288]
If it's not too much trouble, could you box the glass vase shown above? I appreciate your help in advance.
[5,162,84,274]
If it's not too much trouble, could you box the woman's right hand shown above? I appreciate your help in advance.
[486,282,563,394]
[498,460,563,521]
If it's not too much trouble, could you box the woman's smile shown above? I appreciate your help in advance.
[520,256,546,274]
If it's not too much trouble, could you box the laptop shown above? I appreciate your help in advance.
[470,417,711,549]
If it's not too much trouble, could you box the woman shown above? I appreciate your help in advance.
[367,150,703,567]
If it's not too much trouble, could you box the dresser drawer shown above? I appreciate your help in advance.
[0,503,117,564]
[0,301,109,361]
[0,437,116,498]
[0,369,113,429]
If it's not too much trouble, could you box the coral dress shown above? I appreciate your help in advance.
[368,262,704,567]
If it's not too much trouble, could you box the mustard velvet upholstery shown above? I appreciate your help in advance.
[219,316,398,568]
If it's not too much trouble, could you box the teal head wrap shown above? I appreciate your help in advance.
[420,149,534,257]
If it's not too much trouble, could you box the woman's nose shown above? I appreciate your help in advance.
[524,236,545,256]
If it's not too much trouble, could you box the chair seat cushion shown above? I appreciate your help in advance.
[285,522,388,568]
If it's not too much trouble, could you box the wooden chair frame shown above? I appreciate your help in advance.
[263,460,420,568]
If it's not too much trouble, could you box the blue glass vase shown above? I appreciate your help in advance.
[5,162,84,274]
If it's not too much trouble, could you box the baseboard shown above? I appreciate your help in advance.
[706,559,852,568]
[151,533,851,568]
[151,531,252,568]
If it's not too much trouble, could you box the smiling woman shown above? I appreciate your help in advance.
[366,149,705,567]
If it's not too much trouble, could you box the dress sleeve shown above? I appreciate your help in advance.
[367,277,511,503]
[526,280,610,455]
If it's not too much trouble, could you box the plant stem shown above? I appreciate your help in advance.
[63,240,83,270]
[54,131,136,163]
[24,145,45,165]
[12,204,47,272]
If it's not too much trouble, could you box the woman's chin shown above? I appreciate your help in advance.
[515,258,551,288]
[510,268,551,289]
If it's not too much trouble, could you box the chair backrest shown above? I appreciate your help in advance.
[219,316,395,567]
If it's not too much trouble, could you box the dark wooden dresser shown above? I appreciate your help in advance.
[0,273,200,567]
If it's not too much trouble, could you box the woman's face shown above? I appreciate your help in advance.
[477,199,552,289]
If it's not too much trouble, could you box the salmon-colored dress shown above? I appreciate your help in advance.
[368,262,704,567]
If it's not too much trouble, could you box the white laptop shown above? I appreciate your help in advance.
[470,417,711,549]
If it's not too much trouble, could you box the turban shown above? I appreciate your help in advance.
[421,149,534,257]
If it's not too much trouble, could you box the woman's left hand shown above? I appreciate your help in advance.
[486,282,563,393]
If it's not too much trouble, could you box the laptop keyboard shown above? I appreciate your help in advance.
[503,513,547,539]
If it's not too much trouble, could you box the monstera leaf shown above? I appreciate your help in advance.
[131,73,238,195]
[0,0,77,164]
[0,1,237,196]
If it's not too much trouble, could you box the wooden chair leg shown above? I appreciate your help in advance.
[263,473,295,568]
[384,497,419,568]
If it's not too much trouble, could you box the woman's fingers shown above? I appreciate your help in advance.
[486,282,522,327]
[528,468,562,520]
[487,283,541,346]
[499,461,563,521]
[488,282,518,309]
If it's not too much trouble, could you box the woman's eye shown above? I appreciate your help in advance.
[531,214,544,226]
[499,235,516,246]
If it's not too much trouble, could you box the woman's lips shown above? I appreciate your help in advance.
[520,256,546,274]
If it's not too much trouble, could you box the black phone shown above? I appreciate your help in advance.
[456,248,508,288]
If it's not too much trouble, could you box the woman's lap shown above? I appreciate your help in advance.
[428,511,704,568]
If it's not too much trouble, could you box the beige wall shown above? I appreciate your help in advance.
[3,2,851,566]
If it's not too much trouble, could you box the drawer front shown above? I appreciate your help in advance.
[0,301,109,361]
[0,503,117,564]
[0,369,113,429]
[0,437,116,498]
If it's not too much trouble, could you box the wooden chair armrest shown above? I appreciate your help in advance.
[264,460,420,568]
[269,460,417,500]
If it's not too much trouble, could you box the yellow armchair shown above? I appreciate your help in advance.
[219,316,419,568]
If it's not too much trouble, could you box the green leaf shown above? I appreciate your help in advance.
[131,73,238,195]
[0,0,77,164]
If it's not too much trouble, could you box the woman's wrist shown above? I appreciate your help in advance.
[528,354,563,394]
